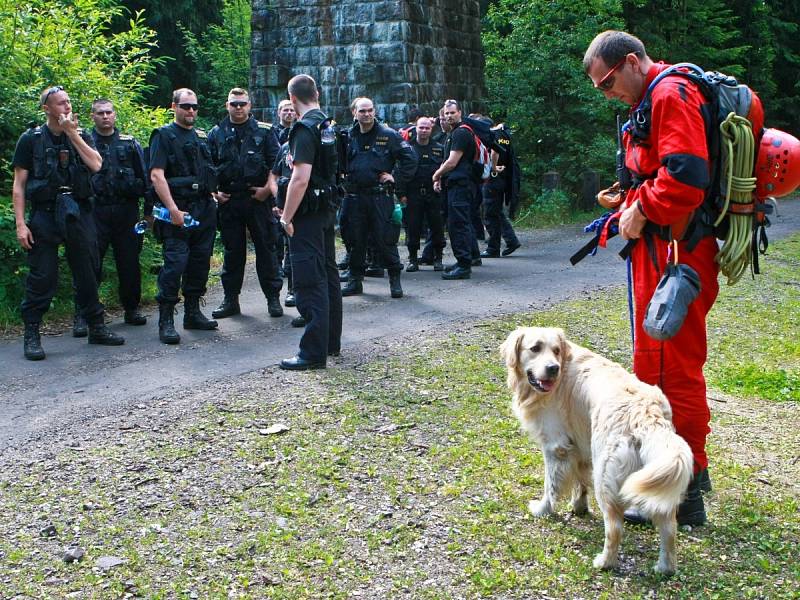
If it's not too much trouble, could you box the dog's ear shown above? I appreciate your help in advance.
[500,328,526,370]
[556,328,572,363]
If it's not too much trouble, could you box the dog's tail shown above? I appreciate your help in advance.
[620,428,693,515]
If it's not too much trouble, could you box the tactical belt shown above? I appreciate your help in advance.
[346,184,388,195]
[94,196,135,206]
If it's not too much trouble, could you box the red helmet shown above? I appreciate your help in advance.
[755,128,800,199]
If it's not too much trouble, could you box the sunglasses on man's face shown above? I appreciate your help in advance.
[595,56,628,92]
[178,103,199,111]
[229,101,249,108]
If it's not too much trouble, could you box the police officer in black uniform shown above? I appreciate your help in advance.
[433,100,481,280]
[399,116,445,272]
[148,88,218,344]
[481,121,521,258]
[208,88,282,320]
[341,97,416,298]
[12,86,124,360]
[74,99,148,330]
[278,74,342,370]
[274,99,296,144]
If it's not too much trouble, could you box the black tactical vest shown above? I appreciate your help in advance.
[210,116,273,192]
[288,109,338,214]
[91,130,146,201]
[150,123,216,203]
[24,125,94,205]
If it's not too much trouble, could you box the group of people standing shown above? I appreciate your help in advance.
[11,79,522,367]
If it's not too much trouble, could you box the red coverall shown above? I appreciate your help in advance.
[623,63,763,473]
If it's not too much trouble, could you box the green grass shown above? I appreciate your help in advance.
[0,235,797,598]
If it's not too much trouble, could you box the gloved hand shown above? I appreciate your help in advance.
[597,181,623,209]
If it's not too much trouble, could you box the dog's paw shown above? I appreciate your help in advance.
[528,498,554,518]
[593,552,619,570]
[653,560,676,577]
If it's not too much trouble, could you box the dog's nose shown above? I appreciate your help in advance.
[545,363,560,378]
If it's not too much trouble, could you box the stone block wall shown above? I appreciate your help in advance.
[250,0,486,126]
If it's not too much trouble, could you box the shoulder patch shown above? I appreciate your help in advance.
[257,121,273,130]
[195,128,208,139]
[119,134,134,141]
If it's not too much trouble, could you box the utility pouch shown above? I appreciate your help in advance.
[55,191,81,239]
[643,256,701,341]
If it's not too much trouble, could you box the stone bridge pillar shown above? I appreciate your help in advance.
[250,0,486,126]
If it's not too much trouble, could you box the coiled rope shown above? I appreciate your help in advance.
[716,112,757,285]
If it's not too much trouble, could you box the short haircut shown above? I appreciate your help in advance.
[443,99,461,111]
[91,98,114,112]
[278,99,293,110]
[416,116,433,127]
[228,87,248,97]
[40,85,64,107]
[287,74,318,104]
[583,30,646,72]
[172,88,196,104]
[350,96,367,113]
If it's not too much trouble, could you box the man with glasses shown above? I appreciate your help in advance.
[12,86,125,360]
[583,31,757,526]
[71,98,148,336]
[148,88,219,344]
[208,87,283,321]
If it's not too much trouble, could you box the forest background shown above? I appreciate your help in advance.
[0,0,798,324]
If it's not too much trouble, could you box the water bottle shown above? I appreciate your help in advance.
[133,206,199,234]
[321,123,336,146]
[133,220,149,234]
[391,202,403,226]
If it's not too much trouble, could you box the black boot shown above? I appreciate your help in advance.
[389,272,403,298]
[341,279,363,296]
[212,295,240,319]
[433,251,444,272]
[72,314,88,338]
[624,471,707,527]
[184,296,218,330]
[124,309,147,325]
[697,467,712,493]
[284,292,296,307]
[23,322,45,361]
[267,294,284,317]
[88,322,125,346]
[158,303,180,344]
[405,253,419,272]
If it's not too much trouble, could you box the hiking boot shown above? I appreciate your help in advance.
[502,241,521,256]
[158,303,180,344]
[284,292,296,307]
[88,322,125,346]
[389,272,403,298]
[341,279,363,296]
[471,257,483,267]
[123,309,147,326]
[442,266,471,280]
[23,322,45,361]
[480,249,500,258]
[291,315,306,327]
[365,266,385,278]
[433,253,444,272]
[212,295,240,319]
[267,294,284,317]
[698,467,712,493]
[339,270,352,283]
[405,261,419,272]
[183,296,218,330]
[72,314,88,338]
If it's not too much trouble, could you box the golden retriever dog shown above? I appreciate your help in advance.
[500,326,693,575]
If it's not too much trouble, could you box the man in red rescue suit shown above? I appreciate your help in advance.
[584,31,765,526]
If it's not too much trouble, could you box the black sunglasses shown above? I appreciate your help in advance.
[178,103,199,111]
[42,86,64,105]
[229,101,249,108]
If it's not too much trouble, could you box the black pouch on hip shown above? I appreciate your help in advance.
[643,261,701,341]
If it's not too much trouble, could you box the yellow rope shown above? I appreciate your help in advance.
[716,112,757,285]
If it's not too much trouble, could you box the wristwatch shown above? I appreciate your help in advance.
[279,218,290,228]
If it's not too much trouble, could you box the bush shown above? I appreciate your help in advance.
[0,0,170,327]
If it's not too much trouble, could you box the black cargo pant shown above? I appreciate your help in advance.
[347,192,402,279]
[446,180,479,268]
[217,193,282,299]
[482,184,519,252]
[75,201,142,312]
[289,207,342,363]
[405,186,444,257]
[21,203,105,325]
[155,197,217,304]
